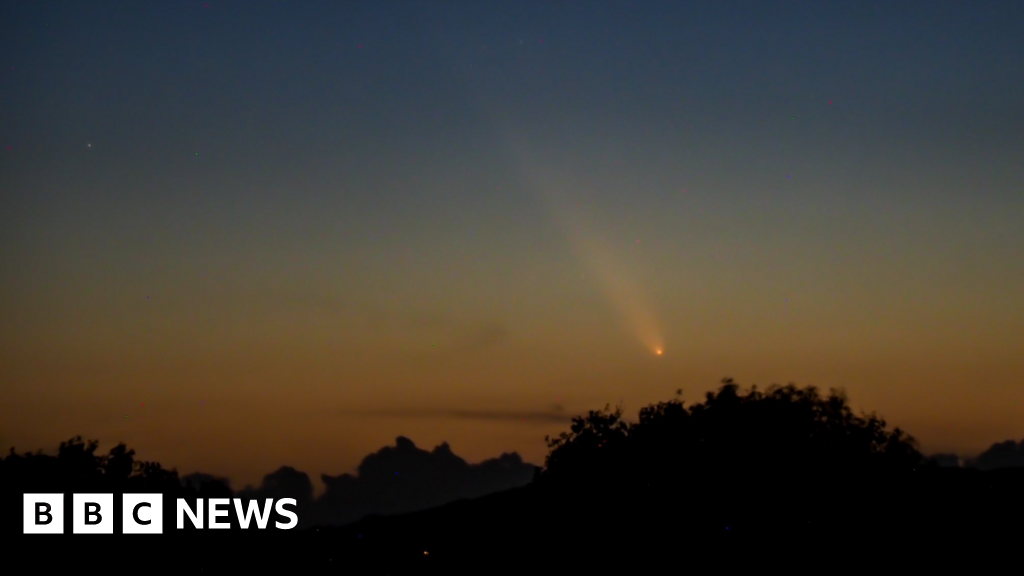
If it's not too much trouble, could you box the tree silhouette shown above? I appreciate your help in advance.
[543,379,922,482]
[536,378,927,540]
[3,381,1021,568]
[0,435,184,538]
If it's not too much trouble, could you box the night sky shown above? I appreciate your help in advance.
[2,1,1023,491]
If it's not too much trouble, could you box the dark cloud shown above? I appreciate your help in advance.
[310,437,537,526]
[927,439,1024,471]
[965,438,1024,471]
[925,453,962,468]
[237,466,314,503]
[236,466,316,528]
[181,439,538,528]
[179,472,234,502]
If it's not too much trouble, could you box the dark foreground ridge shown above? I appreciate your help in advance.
[6,468,1024,572]
[4,379,1022,571]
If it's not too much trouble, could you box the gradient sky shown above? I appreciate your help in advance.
[2,0,1023,492]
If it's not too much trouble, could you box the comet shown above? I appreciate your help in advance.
[493,129,665,357]
[547,198,664,355]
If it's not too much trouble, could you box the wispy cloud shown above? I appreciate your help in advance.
[346,405,570,423]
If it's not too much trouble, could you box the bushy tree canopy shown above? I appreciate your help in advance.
[541,378,924,491]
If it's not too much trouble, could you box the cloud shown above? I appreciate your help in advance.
[180,438,538,528]
[925,453,962,467]
[234,466,316,528]
[928,439,1024,471]
[346,407,572,423]
[237,466,314,504]
[309,437,537,526]
[965,438,1024,471]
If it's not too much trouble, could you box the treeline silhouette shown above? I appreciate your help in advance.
[1,435,535,526]
[4,378,1022,571]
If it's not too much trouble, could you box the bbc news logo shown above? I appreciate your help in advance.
[23,494,298,534]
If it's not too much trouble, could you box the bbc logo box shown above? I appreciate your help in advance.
[24,493,163,534]
[23,495,297,533]
[22,494,64,534]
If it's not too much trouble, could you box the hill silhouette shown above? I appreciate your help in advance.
[3,378,1022,570]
